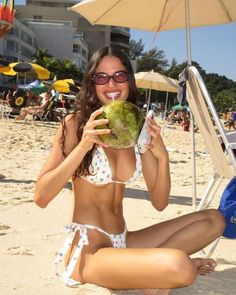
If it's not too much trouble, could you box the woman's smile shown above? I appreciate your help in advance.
[104,91,121,101]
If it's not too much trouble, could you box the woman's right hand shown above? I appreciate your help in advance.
[79,109,111,151]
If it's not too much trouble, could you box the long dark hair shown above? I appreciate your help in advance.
[61,46,140,178]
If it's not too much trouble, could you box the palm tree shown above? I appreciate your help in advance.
[53,59,83,82]
[30,48,83,82]
[30,48,52,67]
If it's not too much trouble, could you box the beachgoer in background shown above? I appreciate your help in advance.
[15,91,51,120]
[167,110,177,124]
[179,110,190,132]
[5,89,13,105]
[228,110,236,131]
[224,110,236,131]
[34,47,225,291]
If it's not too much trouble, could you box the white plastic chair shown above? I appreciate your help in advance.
[0,105,12,121]
[186,66,236,257]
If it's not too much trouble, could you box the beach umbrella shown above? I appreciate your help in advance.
[0,65,10,73]
[0,62,50,80]
[69,0,236,65]
[69,0,236,32]
[10,89,28,108]
[69,0,236,208]
[44,79,80,93]
[135,71,178,93]
[171,104,189,111]
[135,71,178,115]
[18,80,48,95]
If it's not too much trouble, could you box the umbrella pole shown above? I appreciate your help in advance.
[164,92,169,120]
[185,0,197,209]
[185,0,192,66]
[147,88,151,115]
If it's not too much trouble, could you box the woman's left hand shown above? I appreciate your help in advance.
[145,117,168,160]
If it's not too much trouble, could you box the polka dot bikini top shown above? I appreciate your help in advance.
[81,145,142,185]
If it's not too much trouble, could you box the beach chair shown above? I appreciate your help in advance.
[33,95,55,121]
[186,66,236,256]
[0,104,13,120]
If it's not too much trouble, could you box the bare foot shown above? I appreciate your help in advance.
[15,115,24,120]
[192,258,217,275]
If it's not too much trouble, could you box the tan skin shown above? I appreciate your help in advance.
[15,92,51,120]
[34,56,225,290]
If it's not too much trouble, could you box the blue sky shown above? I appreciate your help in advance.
[131,23,236,81]
[15,0,236,81]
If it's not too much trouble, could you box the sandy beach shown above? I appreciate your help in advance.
[0,118,235,295]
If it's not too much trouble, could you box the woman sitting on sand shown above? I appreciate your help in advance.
[34,47,225,291]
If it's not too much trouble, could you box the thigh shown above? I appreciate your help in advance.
[126,209,211,248]
[82,247,195,289]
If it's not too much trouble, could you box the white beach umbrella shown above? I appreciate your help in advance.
[69,0,236,208]
[69,0,236,64]
[69,0,236,31]
[135,71,178,93]
[135,71,178,118]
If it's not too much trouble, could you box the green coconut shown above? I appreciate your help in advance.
[96,100,144,149]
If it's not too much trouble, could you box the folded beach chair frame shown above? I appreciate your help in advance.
[186,66,236,257]
[0,105,13,120]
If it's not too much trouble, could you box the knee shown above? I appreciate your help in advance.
[168,250,197,287]
[204,209,226,235]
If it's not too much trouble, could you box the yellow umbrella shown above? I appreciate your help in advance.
[0,65,11,72]
[44,79,80,93]
[0,62,50,80]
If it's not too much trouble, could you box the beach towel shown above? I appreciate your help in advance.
[177,67,188,106]
[218,177,236,238]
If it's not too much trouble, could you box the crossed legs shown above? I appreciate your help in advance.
[126,209,225,254]
[81,209,225,289]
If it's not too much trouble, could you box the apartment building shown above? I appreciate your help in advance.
[15,0,130,64]
[0,1,130,87]
[0,17,37,64]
